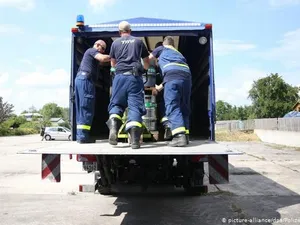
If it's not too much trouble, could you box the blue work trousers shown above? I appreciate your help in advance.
[74,72,95,141]
[158,91,169,127]
[164,78,191,136]
[108,74,146,131]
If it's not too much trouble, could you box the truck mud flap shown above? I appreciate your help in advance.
[41,154,61,182]
[208,155,229,184]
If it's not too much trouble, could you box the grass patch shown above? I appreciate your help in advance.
[215,130,261,142]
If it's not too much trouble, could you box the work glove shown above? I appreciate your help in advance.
[110,67,116,76]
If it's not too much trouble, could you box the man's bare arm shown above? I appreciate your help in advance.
[142,56,150,70]
[148,53,156,60]
[111,58,116,68]
[95,53,111,62]
[99,61,111,66]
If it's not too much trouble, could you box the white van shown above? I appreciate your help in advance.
[44,126,72,141]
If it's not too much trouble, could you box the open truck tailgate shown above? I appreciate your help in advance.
[17,140,242,184]
[17,140,241,155]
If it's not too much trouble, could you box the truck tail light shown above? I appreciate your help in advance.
[71,27,78,33]
[191,155,208,162]
[205,24,212,29]
[191,155,202,162]
[76,154,97,162]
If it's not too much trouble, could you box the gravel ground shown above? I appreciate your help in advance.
[0,135,300,225]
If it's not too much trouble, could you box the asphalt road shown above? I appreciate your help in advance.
[0,135,300,225]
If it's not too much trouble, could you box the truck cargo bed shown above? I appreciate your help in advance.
[18,140,242,155]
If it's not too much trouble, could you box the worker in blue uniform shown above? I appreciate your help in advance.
[152,41,172,141]
[150,36,191,147]
[75,40,111,143]
[107,21,150,149]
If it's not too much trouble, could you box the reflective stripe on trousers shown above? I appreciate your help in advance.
[164,78,191,136]
[75,75,95,141]
[108,74,146,131]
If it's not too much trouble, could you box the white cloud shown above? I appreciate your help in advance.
[15,68,69,88]
[39,35,57,44]
[259,28,300,69]
[237,0,300,7]
[19,59,33,66]
[213,40,256,56]
[0,73,13,107]
[0,88,13,102]
[38,35,71,45]
[0,24,23,34]
[215,65,300,106]
[215,67,268,106]
[0,68,70,114]
[0,72,9,85]
[13,87,69,114]
[88,0,117,11]
[268,0,300,7]
[0,0,35,11]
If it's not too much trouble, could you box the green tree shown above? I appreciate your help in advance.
[4,116,27,128]
[62,107,70,122]
[216,100,235,120]
[216,100,254,121]
[21,105,39,114]
[28,105,39,113]
[235,105,254,120]
[248,73,299,118]
[39,103,64,120]
[58,121,71,129]
[0,97,14,123]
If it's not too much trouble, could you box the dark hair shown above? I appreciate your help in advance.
[155,41,163,48]
[163,36,175,47]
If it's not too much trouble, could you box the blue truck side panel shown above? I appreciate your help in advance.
[70,34,77,141]
[209,32,216,141]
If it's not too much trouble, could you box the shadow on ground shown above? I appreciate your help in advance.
[98,164,300,225]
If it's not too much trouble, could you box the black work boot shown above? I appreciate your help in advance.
[77,139,94,144]
[129,126,143,149]
[106,118,122,145]
[168,133,188,147]
[164,125,172,141]
[186,134,190,144]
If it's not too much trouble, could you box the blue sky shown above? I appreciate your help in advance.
[0,0,299,114]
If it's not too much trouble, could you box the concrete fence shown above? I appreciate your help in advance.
[216,118,300,132]
[216,118,300,147]
[254,129,300,147]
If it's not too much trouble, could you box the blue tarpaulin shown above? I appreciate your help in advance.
[283,111,300,117]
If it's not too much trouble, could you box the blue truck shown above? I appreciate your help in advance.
[19,16,241,195]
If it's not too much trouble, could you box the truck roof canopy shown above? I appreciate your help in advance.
[75,17,211,37]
